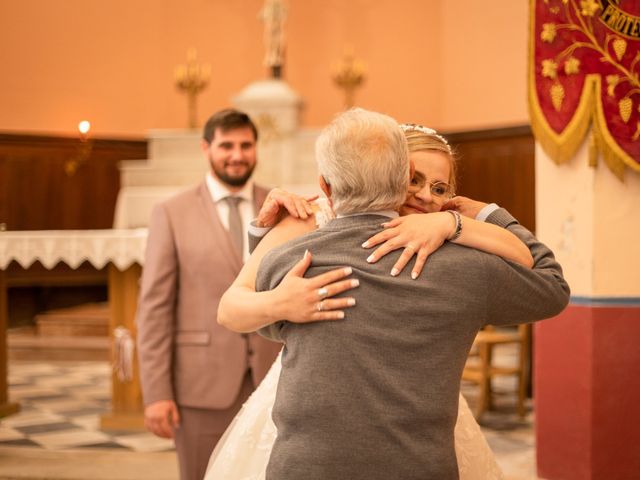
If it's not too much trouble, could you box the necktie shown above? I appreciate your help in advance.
[225,196,243,257]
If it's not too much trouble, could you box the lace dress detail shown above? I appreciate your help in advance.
[205,353,504,480]
[455,394,505,479]
[313,197,335,228]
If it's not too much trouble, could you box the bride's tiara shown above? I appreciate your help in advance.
[399,123,450,146]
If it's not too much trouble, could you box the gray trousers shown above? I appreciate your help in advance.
[174,372,254,480]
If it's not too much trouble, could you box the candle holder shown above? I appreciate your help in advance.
[332,48,366,110]
[65,120,93,176]
[175,49,211,129]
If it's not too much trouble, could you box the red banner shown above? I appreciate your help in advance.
[529,0,640,178]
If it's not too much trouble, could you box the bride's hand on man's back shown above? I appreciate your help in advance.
[361,213,456,280]
[274,250,359,323]
[257,188,318,228]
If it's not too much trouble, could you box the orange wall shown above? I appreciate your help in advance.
[0,0,526,137]
[440,1,530,130]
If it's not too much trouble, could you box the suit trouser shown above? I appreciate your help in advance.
[174,371,254,480]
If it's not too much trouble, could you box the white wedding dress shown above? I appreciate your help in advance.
[205,353,504,480]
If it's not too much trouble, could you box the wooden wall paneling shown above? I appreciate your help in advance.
[0,134,147,231]
[445,126,535,232]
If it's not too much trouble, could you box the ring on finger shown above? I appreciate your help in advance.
[405,244,416,251]
[317,287,329,298]
[317,301,325,312]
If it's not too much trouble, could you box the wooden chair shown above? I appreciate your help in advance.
[462,324,531,420]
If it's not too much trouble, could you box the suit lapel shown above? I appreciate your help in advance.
[196,182,243,270]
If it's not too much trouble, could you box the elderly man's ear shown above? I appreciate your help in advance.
[319,175,331,198]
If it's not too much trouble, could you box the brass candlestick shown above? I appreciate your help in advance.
[174,49,211,129]
[332,49,366,109]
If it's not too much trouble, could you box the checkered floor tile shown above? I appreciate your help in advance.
[2,361,174,452]
[2,351,537,479]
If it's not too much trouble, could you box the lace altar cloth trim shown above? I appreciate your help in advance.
[0,229,148,271]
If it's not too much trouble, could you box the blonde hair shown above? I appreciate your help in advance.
[401,125,457,193]
[316,108,409,215]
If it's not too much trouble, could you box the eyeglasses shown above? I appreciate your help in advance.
[409,172,454,200]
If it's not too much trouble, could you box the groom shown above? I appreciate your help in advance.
[256,108,570,479]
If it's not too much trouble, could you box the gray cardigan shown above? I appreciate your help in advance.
[257,209,569,480]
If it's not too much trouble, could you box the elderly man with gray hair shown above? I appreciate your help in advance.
[256,108,569,480]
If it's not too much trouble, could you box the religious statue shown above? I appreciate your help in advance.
[259,0,287,78]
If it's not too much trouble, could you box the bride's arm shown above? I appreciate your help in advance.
[363,199,533,279]
[218,214,358,333]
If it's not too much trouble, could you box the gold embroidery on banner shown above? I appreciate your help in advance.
[600,2,640,40]
[619,97,633,122]
[565,57,581,74]
[529,0,640,178]
[542,59,559,79]
[612,37,628,59]
[580,0,600,17]
[551,83,566,111]
[542,23,558,42]
[606,74,620,96]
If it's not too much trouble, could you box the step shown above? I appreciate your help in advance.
[35,302,110,337]
[8,328,109,361]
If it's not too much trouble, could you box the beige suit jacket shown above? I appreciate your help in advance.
[136,181,281,410]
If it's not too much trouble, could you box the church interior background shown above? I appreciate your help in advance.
[1,1,639,479]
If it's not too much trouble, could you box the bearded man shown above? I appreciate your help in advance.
[136,109,281,480]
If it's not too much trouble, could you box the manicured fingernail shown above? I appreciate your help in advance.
[337,311,345,319]
[381,222,389,227]
[367,254,375,263]
[411,271,418,280]
[347,298,356,306]
[344,267,352,275]
[351,279,359,287]
[391,268,399,276]
[361,241,369,248]
[304,249,310,258]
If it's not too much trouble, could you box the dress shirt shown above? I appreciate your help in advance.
[475,203,500,222]
[205,172,255,261]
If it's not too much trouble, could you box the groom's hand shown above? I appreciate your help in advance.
[257,188,318,228]
[144,400,180,439]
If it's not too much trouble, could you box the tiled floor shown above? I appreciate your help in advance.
[1,361,173,452]
[1,357,539,480]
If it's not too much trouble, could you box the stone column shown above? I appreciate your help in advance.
[534,138,640,479]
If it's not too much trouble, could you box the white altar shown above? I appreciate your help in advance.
[0,230,149,428]
[0,229,147,270]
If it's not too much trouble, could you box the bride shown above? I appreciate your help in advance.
[206,124,534,479]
